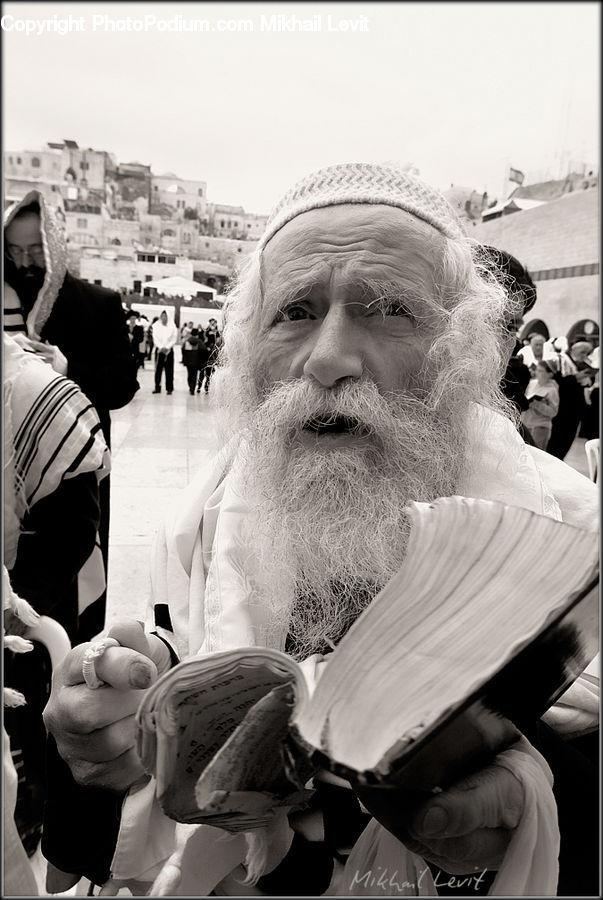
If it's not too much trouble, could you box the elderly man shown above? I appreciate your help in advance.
[517,332,557,373]
[43,164,598,895]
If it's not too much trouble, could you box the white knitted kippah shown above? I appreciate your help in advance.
[258,162,466,250]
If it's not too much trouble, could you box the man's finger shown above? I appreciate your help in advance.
[410,766,524,839]
[107,619,172,674]
[412,826,512,872]
[46,685,141,733]
[60,643,157,691]
[68,747,145,792]
[57,714,138,763]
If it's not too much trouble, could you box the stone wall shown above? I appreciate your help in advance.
[472,188,598,335]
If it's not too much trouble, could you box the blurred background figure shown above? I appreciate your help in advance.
[521,360,560,450]
[198,318,221,394]
[145,316,156,360]
[137,313,150,368]
[151,309,178,394]
[547,340,595,459]
[517,332,557,374]
[581,346,599,441]
[182,327,208,395]
[179,320,194,363]
[4,191,139,640]
[125,309,145,371]
[479,246,535,440]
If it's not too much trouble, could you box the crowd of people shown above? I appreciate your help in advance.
[508,325,599,454]
[124,309,223,396]
[3,165,599,897]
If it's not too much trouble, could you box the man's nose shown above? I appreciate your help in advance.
[302,307,363,388]
[18,249,36,267]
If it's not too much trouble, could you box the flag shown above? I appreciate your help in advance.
[508,167,525,185]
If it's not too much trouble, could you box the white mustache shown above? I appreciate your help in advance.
[258,378,422,437]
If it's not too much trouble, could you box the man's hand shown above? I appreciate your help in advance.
[11,334,68,374]
[43,619,172,792]
[576,371,592,387]
[32,339,68,374]
[356,762,524,875]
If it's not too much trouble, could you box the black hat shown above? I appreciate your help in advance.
[478,245,537,316]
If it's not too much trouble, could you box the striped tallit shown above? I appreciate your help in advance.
[4,333,110,569]
[3,283,27,335]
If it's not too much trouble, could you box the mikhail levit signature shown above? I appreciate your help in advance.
[349,865,488,893]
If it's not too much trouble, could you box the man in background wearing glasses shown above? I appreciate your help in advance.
[3,192,139,643]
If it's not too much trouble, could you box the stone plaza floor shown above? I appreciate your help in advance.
[105,360,219,625]
[105,360,592,626]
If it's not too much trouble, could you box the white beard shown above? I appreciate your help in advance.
[236,377,469,659]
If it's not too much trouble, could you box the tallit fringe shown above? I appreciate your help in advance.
[4,635,34,654]
[4,688,27,708]
[3,567,40,709]
[240,830,269,885]
[3,568,40,626]
[149,861,182,895]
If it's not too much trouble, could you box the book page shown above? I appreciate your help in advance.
[192,682,313,831]
[136,649,308,822]
[292,496,599,778]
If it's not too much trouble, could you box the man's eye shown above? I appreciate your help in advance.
[367,301,414,320]
[275,305,312,323]
[385,303,413,317]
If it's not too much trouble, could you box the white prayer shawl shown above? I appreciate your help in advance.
[3,190,68,340]
[3,334,110,615]
[3,334,110,564]
[111,406,598,894]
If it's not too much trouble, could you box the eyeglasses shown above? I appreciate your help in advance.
[6,243,45,264]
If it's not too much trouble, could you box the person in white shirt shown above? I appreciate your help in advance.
[517,332,557,373]
[151,311,178,395]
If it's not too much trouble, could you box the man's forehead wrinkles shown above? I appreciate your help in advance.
[264,258,325,303]
[269,247,415,283]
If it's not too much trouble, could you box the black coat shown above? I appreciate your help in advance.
[129,323,145,352]
[41,274,139,445]
[40,275,140,636]
[182,334,209,370]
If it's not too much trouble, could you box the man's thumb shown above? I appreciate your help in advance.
[106,619,171,675]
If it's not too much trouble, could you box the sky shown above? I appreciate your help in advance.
[2,1,599,213]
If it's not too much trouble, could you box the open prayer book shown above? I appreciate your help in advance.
[135,496,599,831]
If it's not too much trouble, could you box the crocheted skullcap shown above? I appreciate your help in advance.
[258,162,466,250]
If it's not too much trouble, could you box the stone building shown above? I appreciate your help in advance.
[150,173,207,221]
[442,186,490,225]
[194,234,257,267]
[4,146,64,186]
[4,139,263,280]
[43,139,117,192]
[472,187,598,337]
[112,162,152,217]
[208,203,247,239]
[79,247,194,294]
[206,204,268,240]
[191,259,231,294]
[4,176,65,211]
[241,211,269,240]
